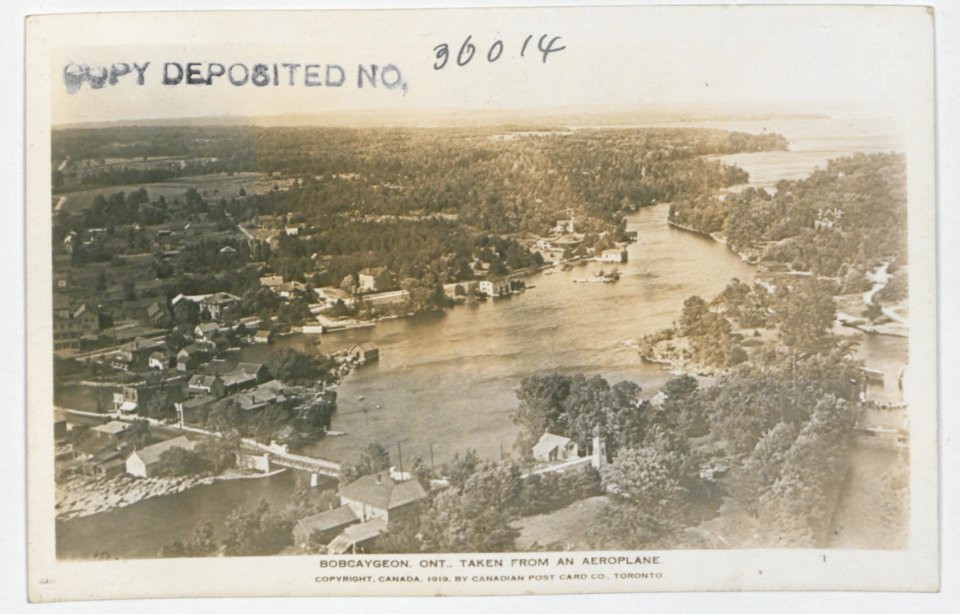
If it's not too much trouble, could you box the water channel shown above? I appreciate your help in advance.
[57,116,906,558]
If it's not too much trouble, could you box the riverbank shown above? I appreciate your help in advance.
[667,218,761,264]
[56,467,287,521]
[626,333,721,377]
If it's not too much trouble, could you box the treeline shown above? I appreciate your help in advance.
[54,125,785,239]
[380,355,859,553]
[220,127,778,236]
[669,152,907,283]
[641,275,847,372]
[269,217,542,286]
[52,126,257,167]
[363,454,603,554]
[509,358,859,549]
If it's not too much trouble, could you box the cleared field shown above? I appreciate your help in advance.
[514,495,611,550]
[54,172,295,213]
[826,442,908,549]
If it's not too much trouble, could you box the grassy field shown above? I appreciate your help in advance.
[513,495,611,551]
[54,172,295,213]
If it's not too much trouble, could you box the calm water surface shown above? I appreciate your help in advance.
[57,117,907,558]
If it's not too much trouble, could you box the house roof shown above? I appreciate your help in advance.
[221,371,258,388]
[189,373,221,388]
[296,506,359,535]
[178,344,205,358]
[260,275,284,287]
[180,395,217,410]
[338,473,427,511]
[254,329,273,338]
[131,435,196,466]
[234,380,285,411]
[97,458,126,471]
[341,516,388,541]
[146,302,168,317]
[235,362,265,374]
[91,420,131,435]
[327,517,388,553]
[532,432,574,457]
[202,292,241,306]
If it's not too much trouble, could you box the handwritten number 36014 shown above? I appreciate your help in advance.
[433,35,566,69]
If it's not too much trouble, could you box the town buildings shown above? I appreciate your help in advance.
[294,472,428,552]
[532,432,579,462]
[125,435,197,478]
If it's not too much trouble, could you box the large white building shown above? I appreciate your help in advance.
[125,435,196,478]
[478,279,510,297]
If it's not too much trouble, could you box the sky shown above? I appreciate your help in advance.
[35,5,933,125]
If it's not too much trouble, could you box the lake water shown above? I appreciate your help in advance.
[57,116,907,558]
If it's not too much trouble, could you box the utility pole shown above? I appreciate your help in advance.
[397,441,403,479]
[429,442,435,471]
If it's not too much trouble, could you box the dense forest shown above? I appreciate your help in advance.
[668,152,907,281]
[54,125,785,237]
[52,125,786,308]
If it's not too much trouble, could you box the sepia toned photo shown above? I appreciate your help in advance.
[26,5,939,600]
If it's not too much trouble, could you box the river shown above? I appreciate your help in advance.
[57,115,907,558]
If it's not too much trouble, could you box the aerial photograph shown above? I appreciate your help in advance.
[48,111,910,559]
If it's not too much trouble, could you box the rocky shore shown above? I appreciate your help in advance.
[55,468,285,521]
[628,330,721,378]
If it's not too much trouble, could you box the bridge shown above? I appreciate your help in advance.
[57,405,343,480]
[239,438,342,479]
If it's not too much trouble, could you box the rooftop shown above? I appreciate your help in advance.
[296,506,359,535]
[532,432,574,456]
[339,473,427,511]
[91,420,131,435]
[131,435,196,466]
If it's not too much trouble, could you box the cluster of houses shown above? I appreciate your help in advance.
[54,412,202,479]
[528,215,629,266]
[293,470,428,553]
[52,210,258,356]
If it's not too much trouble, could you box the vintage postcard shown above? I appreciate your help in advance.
[26,5,938,601]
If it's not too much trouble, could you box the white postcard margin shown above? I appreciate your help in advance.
[24,6,939,601]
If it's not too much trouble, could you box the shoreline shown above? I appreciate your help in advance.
[56,467,288,522]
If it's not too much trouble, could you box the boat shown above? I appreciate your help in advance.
[573,269,621,283]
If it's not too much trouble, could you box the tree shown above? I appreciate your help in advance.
[195,434,239,474]
[418,461,521,553]
[729,422,800,517]
[206,399,246,436]
[266,348,333,385]
[680,295,708,335]
[159,520,218,558]
[286,486,316,521]
[172,299,201,328]
[601,446,687,516]
[592,446,690,548]
[154,447,209,477]
[221,500,293,556]
[512,374,644,459]
[342,443,392,483]
[776,280,838,353]
[120,418,151,450]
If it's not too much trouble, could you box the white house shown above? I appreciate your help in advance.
[554,218,576,234]
[599,249,627,263]
[125,435,197,478]
[532,432,579,462]
[478,279,510,297]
